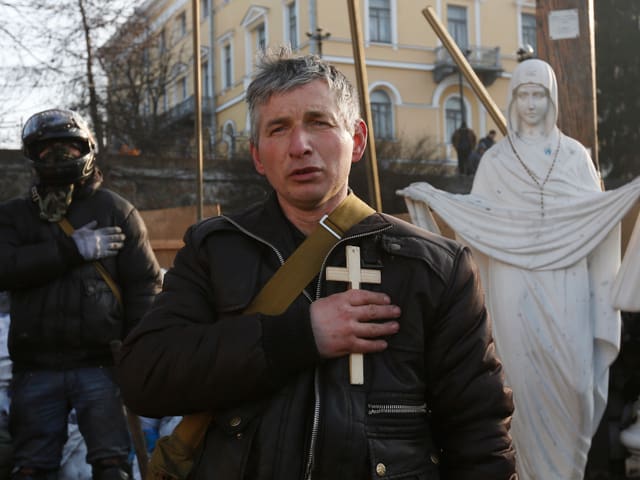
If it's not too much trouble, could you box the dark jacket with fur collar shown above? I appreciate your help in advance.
[118,192,516,480]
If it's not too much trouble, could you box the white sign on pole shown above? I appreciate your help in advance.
[549,9,580,40]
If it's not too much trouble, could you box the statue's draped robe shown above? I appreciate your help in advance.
[399,133,640,480]
[612,208,640,312]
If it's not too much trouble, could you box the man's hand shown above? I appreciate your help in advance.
[71,220,126,260]
[310,290,401,358]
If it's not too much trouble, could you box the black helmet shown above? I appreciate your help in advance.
[22,109,97,185]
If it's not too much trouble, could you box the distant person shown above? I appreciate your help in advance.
[478,129,497,151]
[467,143,487,176]
[117,49,516,479]
[451,122,477,175]
[0,109,162,479]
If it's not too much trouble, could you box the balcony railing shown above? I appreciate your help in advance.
[163,95,214,125]
[433,45,503,86]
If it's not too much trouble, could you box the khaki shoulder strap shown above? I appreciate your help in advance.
[244,193,375,315]
[57,217,123,306]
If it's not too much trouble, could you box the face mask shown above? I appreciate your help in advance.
[38,142,84,164]
[31,184,75,222]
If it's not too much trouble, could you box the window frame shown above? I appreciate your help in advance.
[222,42,233,89]
[521,13,537,54]
[176,11,187,40]
[370,89,394,140]
[368,0,392,44]
[285,1,298,50]
[447,5,469,50]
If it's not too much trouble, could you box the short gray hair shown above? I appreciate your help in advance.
[246,48,361,144]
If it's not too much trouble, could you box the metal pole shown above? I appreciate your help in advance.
[208,0,217,154]
[192,0,204,221]
[422,6,507,135]
[347,0,383,212]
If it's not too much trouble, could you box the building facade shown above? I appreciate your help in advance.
[104,0,536,164]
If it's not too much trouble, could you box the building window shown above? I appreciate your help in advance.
[447,5,468,50]
[175,11,187,40]
[286,2,298,50]
[179,77,188,101]
[255,23,266,52]
[521,13,537,54]
[369,0,391,43]
[370,90,393,139]
[222,43,232,89]
[201,0,209,20]
[445,97,463,143]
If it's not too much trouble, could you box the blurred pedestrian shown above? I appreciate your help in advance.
[478,129,497,151]
[451,123,477,175]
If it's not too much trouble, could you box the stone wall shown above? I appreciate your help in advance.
[0,150,273,214]
[0,149,468,215]
[0,150,32,201]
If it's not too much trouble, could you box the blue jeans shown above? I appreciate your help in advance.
[9,367,131,472]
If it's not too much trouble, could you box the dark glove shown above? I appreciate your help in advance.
[71,220,126,260]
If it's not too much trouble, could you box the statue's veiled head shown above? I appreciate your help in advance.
[507,59,558,136]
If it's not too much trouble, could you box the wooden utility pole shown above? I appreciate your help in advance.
[347,0,383,212]
[536,0,600,174]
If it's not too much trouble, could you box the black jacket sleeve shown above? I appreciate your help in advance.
[117,224,320,417]
[116,206,163,336]
[427,247,516,479]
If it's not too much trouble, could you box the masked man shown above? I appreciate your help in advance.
[0,109,162,479]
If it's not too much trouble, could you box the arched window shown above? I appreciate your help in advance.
[445,97,463,143]
[370,90,393,140]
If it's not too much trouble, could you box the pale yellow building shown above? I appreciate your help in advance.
[108,0,537,164]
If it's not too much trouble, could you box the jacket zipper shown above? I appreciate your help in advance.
[305,225,393,480]
[221,215,314,303]
[367,403,428,416]
[225,215,394,480]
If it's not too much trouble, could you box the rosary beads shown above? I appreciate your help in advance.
[507,133,562,218]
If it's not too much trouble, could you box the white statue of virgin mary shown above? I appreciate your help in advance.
[399,59,640,479]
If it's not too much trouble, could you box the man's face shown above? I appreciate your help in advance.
[515,84,549,130]
[250,80,366,213]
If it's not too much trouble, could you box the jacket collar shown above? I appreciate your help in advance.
[225,190,391,247]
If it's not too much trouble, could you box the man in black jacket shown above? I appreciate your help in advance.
[118,50,516,479]
[0,109,162,480]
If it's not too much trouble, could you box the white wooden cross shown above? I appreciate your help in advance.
[326,245,382,385]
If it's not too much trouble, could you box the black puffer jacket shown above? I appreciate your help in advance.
[0,179,162,372]
[119,193,516,480]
